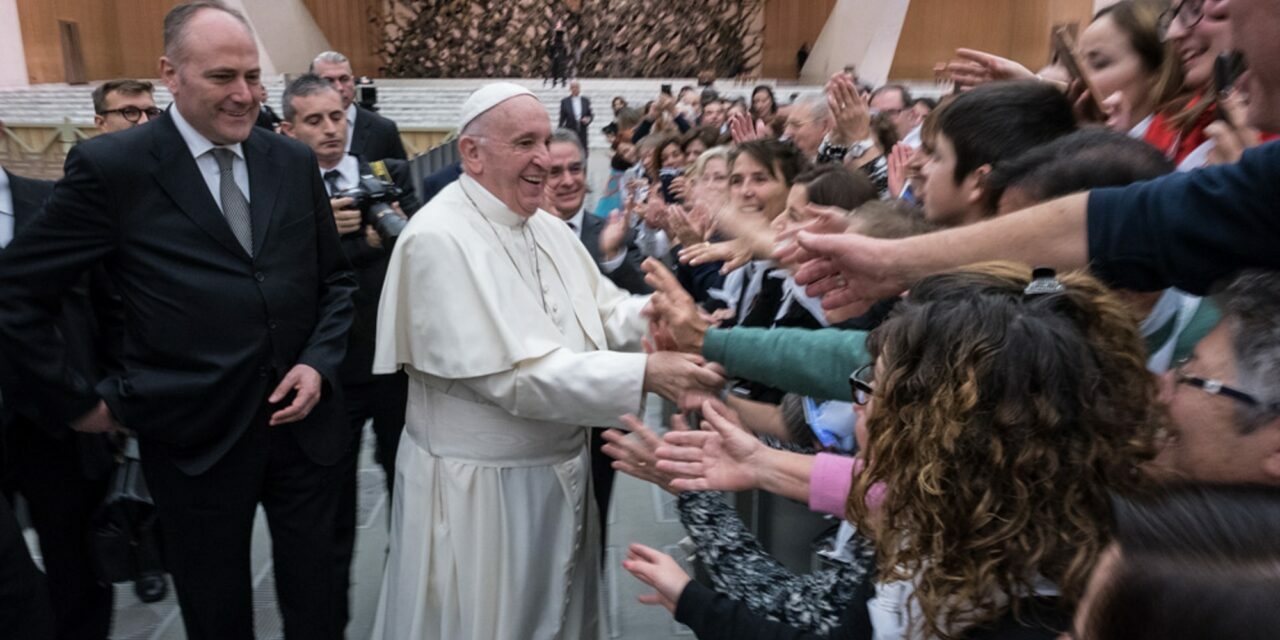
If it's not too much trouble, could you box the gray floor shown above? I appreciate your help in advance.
[39,395,691,639]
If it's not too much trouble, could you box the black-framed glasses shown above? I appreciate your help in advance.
[1158,0,1204,41]
[98,106,162,123]
[1172,357,1279,413]
[849,364,875,406]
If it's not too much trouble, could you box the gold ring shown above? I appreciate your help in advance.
[637,461,647,467]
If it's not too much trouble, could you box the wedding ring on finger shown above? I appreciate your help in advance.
[836,275,848,287]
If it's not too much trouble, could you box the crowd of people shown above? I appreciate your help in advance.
[1,0,1279,639]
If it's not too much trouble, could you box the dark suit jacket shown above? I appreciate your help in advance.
[418,162,462,206]
[337,157,420,387]
[578,212,650,295]
[349,105,407,163]
[0,114,357,475]
[558,96,593,145]
[255,104,282,131]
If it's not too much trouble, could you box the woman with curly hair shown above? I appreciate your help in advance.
[620,267,1161,640]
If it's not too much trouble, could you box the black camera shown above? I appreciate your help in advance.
[356,77,378,112]
[658,167,683,204]
[335,174,407,240]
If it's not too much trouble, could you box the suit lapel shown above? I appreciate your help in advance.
[351,107,371,157]
[150,115,251,260]
[242,131,280,256]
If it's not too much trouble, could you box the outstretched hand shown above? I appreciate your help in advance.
[622,543,691,614]
[601,413,694,494]
[792,231,906,310]
[642,259,709,354]
[942,48,1035,90]
[656,398,766,493]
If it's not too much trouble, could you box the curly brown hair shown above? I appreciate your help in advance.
[847,263,1162,638]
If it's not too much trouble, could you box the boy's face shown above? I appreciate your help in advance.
[920,132,987,227]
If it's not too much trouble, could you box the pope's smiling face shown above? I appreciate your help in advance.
[464,96,553,217]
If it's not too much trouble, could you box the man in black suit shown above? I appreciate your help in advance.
[311,51,407,163]
[558,81,593,154]
[543,129,649,548]
[253,82,281,131]
[0,5,356,639]
[278,74,418,620]
[0,165,116,639]
[418,161,462,206]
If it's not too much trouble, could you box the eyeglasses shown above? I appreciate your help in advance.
[98,106,162,123]
[849,364,875,406]
[1172,357,1279,413]
[1158,0,1204,41]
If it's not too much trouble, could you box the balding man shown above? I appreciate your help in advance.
[371,83,723,639]
[0,3,356,637]
[311,50,407,162]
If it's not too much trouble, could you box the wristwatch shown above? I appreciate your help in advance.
[847,136,876,159]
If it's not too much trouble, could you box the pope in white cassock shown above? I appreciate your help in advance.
[370,83,724,639]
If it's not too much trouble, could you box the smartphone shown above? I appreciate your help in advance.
[658,167,683,204]
[1214,51,1247,96]
[660,83,673,96]
[1051,26,1104,112]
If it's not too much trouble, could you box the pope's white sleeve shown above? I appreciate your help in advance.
[591,267,650,353]
[456,347,648,426]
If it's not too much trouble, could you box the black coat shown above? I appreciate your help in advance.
[0,113,357,474]
[577,212,650,295]
[349,105,407,163]
[337,157,420,386]
[558,96,594,146]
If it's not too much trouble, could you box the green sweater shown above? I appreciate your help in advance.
[701,327,870,402]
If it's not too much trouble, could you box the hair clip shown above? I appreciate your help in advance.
[1024,266,1065,297]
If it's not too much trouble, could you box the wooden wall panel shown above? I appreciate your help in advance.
[302,0,383,77]
[888,0,1094,81]
[762,0,837,79]
[16,0,179,83]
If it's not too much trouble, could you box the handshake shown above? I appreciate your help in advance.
[638,258,726,404]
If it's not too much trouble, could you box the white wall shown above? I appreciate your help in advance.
[801,0,912,86]
[0,0,30,87]
[230,0,332,75]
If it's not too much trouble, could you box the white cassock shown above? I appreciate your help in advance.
[370,174,650,640]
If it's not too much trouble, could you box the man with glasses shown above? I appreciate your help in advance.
[782,94,833,161]
[92,79,161,134]
[1156,269,1280,484]
[869,84,919,140]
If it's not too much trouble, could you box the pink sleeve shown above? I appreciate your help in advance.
[808,453,862,517]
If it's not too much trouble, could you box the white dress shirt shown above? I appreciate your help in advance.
[345,103,358,154]
[169,105,249,212]
[570,96,583,121]
[0,169,14,248]
[320,154,361,195]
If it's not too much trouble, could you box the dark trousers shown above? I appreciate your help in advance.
[0,493,54,640]
[139,407,352,640]
[334,372,405,625]
[0,421,112,640]
[589,428,617,551]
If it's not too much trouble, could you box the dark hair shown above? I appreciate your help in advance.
[911,97,938,112]
[870,84,913,108]
[853,266,1160,638]
[1082,485,1280,640]
[163,1,251,63]
[870,111,900,157]
[793,164,875,211]
[751,85,778,117]
[1210,270,1280,429]
[728,139,809,188]
[985,128,1173,211]
[849,200,937,240]
[282,73,339,122]
[92,79,154,114]
[938,80,1077,184]
[682,126,724,153]
[647,135,684,176]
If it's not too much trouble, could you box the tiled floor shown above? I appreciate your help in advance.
[43,396,692,639]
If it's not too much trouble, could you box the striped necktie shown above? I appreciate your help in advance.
[211,148,254,256]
